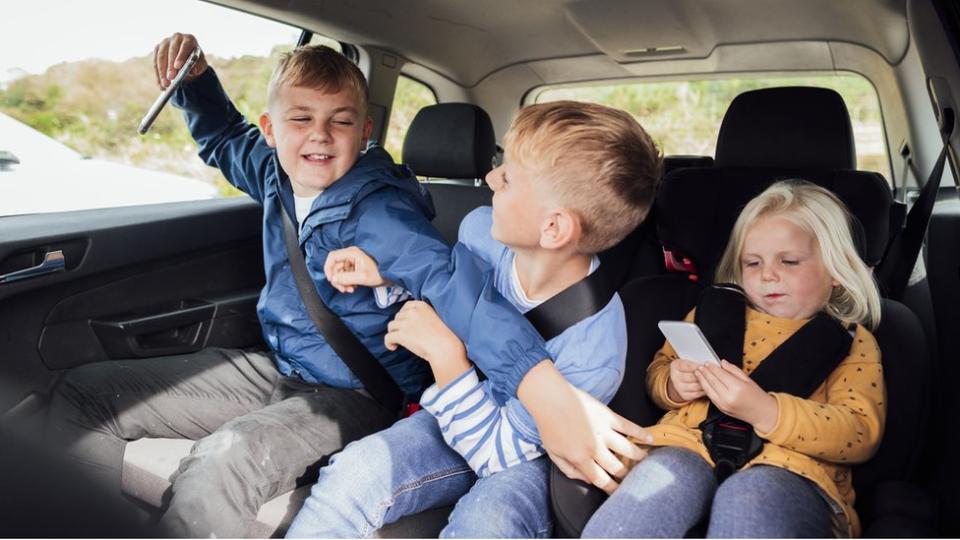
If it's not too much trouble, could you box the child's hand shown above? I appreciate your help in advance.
[324,246,386,293]
[153,33,209,90]
[384,301,469,386]
[520,362,654,495]
[695,359,779,433]
[667,358,706,403]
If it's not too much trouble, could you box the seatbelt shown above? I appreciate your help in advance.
[694,284,853,481]
[280,208,405,414]
[877,126,953,301]
[524,265,615,341]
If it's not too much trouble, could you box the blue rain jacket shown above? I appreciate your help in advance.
[172,68,550,400]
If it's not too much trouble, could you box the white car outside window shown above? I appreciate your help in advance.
[1,0,304,217]
[0,112,216,215]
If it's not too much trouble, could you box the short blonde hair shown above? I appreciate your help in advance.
[503,101,662,253]
[716,180,882,329]
[267,45,368,115]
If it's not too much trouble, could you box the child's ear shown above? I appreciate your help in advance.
[259,112,277,148]
[540,209,581,251]
[362,117,373,146]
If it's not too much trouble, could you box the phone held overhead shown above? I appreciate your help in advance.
[138,47,202,135]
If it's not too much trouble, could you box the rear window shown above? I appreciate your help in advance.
[385,75,438,164]
[535,74,890,181]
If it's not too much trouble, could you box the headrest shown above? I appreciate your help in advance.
[663,155,714,176]
[715,87,856,170]
[656,169,892,281]
[402,103,496,179]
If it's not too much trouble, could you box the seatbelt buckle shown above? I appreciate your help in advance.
[402,401,421,418]
[398,393,421,419]
[699,415,764,482]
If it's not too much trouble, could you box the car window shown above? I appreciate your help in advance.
[0,0,315,216]
[535,74,891,182]
[384,76,438,164]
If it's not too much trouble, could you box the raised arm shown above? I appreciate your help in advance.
[160,33,273,202]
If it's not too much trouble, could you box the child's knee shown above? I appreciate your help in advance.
[712,466,786,513]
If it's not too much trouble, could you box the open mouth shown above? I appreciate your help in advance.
[302,153,333,162]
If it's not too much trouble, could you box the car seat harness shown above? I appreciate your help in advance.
[694,284,853,482]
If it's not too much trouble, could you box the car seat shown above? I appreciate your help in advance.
[402,102,497,246]
[551,87,936,537]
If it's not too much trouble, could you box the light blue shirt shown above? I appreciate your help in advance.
[419,207,627,476]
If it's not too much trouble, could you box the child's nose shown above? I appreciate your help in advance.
[485,168,500,190]
[309,124,331,142]
[486,165,503,191]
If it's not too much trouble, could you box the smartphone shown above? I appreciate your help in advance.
[138,47,202,135]
[657,321,720,365]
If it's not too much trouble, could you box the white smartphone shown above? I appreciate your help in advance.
[657,321,720,365]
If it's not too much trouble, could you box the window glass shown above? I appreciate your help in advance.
[308,34,343,53]
[0,0,319,216]
[536,74,891,181]
[384,76,438,164]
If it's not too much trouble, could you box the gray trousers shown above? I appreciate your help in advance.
[46,347,396,538]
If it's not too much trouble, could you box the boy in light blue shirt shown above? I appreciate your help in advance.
[287,101,662,537]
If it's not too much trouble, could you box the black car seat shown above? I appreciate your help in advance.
[551,87,936,537]
[402,103,497,246]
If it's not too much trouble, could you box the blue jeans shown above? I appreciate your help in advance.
[582,446,835,538]
[286,410,553,538]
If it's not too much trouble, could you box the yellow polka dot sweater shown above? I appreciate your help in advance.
[642,307,885,537]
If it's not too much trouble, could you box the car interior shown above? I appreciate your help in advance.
[1,0,958,537]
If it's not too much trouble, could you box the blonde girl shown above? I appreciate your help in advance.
[583,180,885,538]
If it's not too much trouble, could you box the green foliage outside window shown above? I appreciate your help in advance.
[1,46,440,196]
[384,76,437,164]
[537,74,890,180]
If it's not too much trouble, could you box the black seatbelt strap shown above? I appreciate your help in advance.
[281,208,404,413]
[878,129,952,301]
[524,265,615,342]
[694,284,852,481]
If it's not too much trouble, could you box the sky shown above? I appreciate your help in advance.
[1,0,301,82]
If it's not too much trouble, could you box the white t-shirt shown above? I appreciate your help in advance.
[294,193,319,231]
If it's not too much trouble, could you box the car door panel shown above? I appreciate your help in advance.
[0,198,266,413]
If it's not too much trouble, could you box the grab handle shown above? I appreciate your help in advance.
[0,250,65,283]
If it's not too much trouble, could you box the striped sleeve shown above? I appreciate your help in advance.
[420,367,541,477]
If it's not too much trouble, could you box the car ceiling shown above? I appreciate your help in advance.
[211,0,908,87]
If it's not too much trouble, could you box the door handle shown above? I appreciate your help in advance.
[0,250,65,283]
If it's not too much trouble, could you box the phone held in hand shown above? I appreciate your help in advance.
[657,321,720,365]
[138,47,202,135]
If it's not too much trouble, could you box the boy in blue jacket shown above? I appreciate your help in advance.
[47,34,650,537]
[286,101,662,537]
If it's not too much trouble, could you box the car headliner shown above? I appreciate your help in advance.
[210,0,908,87]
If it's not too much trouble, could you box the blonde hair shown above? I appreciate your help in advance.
[267,45,368,115]
[715,180,882,329]
[503,101,662,253]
